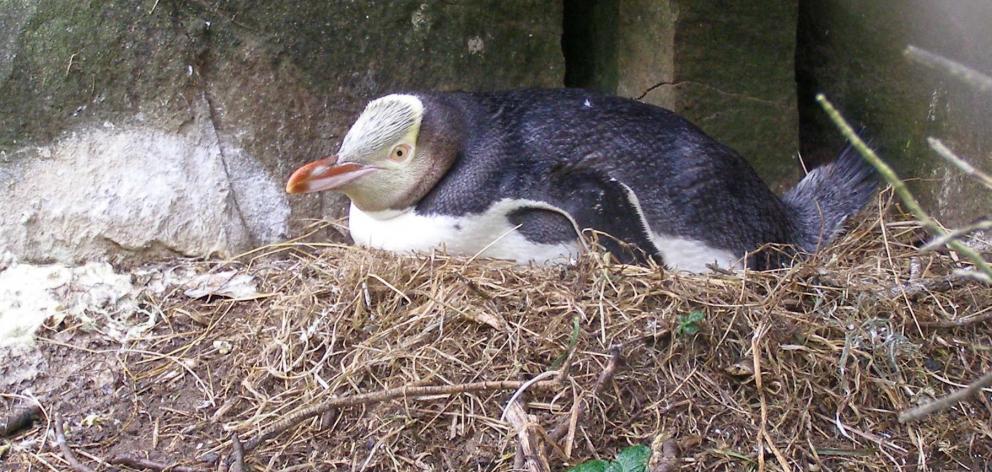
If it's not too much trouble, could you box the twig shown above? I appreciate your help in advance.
[899,370,992,423]
[927,138,992,191]
[888,272,984,299]
[500,371,560,422]
[108,454,205,472]
[65,53,78,78]
[649,435,681,472]
[239,378,559,458]
[904,45,992,96]
[922,217,992,252]
[548,344,623,442]
[53,413,95,472]
[230,433,247,472]
[752,325,791,472]
[918,305,992,329]
[817,94,992,282]
[0,404,42,437]
[953,269,991,283]
[504,394,550,472]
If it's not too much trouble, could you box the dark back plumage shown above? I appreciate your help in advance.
[409,88,875,268]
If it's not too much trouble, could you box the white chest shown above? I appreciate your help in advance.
[347,201,581,264]
[348,194,743,273]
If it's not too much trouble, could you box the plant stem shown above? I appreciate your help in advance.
[904,45,992,96]
[816,94,992,281]
[927,138,992,191]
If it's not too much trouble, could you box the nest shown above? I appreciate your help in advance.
[5,193,992,471]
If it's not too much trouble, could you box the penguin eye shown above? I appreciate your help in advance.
[389,144,412,161]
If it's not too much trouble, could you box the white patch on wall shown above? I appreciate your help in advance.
[467,36,485,55]
[215,142,290,245]
[0,107,290,263]
[411,3,431,32]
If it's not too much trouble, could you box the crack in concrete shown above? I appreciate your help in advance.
[639,79,788,109]
[202,91,256,248]
[193,27,256,249]
[636,80,677,100]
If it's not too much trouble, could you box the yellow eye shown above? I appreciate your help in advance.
[390,144,412,161]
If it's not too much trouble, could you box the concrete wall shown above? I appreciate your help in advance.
[797,0,992,225]
[564,0,801,190]
[0,1,564,263]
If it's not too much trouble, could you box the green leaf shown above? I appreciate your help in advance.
[551,314,581,369]
[567,459,610,472]
[613,445,651,472]
[604,462,624,472]
[676,310,706,337]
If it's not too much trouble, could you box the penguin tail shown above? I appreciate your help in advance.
[782,143,878,253]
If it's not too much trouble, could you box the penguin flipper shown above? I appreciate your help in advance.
[529,159,659,265]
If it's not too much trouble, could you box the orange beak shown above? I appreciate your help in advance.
[285,155,378,194]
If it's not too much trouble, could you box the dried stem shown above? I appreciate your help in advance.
[548,344,622,442]
[240,378,559,457]
[927,138,992,191]
[899,370,992,423]
[918,309,992,329]
[816,94,992,281]
[53,413,96,472]
[230,432,247,472]
[922,217,992,252]
[108,454,205,472]
[904,45,992,96]
[888,272,983,299]
[504,394,550,472]
[752,325,792,472]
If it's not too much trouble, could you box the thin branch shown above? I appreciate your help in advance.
[230,432,247,472]
[108,454,205,472]
[927,138,992,191]
[816,94,992,281]
[888,272,984,299]
[899,370,992,423]
[548,344,622,442]
[504,394,550,472]
[922,217,992,252]
[240,378,559,457]
[904,45,992,96]
[53,413,96,472]
[500,371,560,422]
[918,309,992,329]
[953,269,991,283]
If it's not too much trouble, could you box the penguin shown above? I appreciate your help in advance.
[286,89,876,272]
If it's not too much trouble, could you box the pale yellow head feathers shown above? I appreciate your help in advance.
[340,94,424,162]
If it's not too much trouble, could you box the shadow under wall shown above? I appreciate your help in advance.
[562,0,619,93]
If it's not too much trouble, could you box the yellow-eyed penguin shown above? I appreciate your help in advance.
[286,89,876,272]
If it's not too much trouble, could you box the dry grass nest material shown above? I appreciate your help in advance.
[17,194,992,471]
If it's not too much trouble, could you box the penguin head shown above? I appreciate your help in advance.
[286,94,446,212]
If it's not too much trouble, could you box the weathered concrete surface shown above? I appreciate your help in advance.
[797,0,992,225]
[0,1,564,263]
[0,102,266,262]
[565,0,801,190]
